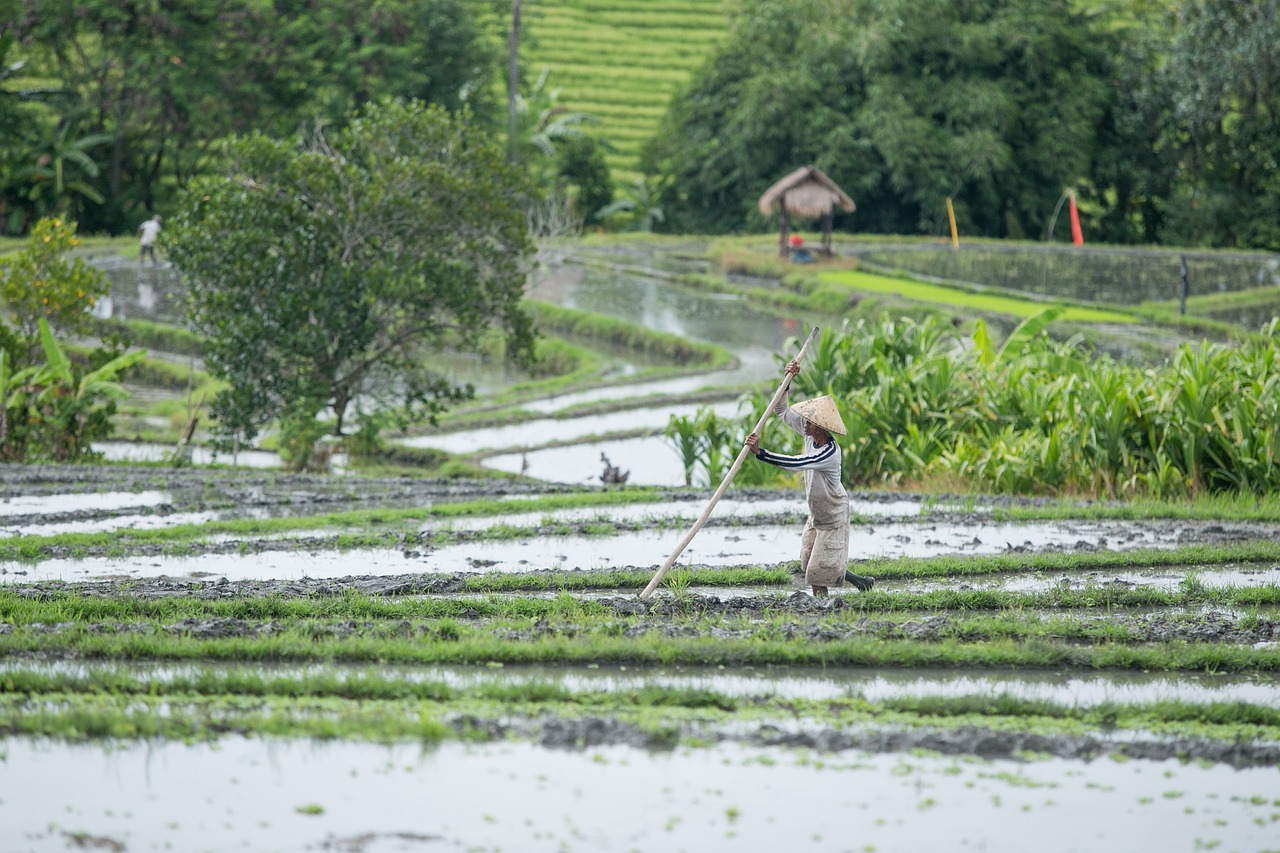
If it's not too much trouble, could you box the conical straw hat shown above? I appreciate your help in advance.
[792,395,846,436]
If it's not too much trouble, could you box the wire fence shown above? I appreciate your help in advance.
[851,243,1280,308]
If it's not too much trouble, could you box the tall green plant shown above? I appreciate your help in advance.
[672,313,1280,498]
[1,318,144,461]
[0,217,109,358]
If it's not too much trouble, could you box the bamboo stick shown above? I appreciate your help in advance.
[639,326,820,600]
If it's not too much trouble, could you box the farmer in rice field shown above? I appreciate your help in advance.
[745,359,875,597]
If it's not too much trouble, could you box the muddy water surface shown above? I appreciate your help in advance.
[4,514,1265,584]
[4,736,1277,853]
[8,660,1280,707]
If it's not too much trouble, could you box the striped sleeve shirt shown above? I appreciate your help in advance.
[756,399,849,529]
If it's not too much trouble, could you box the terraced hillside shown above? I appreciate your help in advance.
[520,0,730,183]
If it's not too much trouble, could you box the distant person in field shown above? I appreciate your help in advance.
[745,359,874,597]
[138,215,162,264]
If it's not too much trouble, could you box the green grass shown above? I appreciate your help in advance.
[815,269,1136,323]
[2,613,1277,671]
[860,541,1280,580]
[6,688,1275,746]
[0,489,671,561]
[510,0,731,180]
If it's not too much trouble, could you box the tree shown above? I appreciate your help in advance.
[511,67,603,184]
[19,118,113,219]
[18,0,498,233]
[643,0,865,234]
[166,99,538,458]
[298,0,499,125]
[555,134,613,226]
[598,177,668,233]
[0,317,145,461]
[1149,0,1280,249]
[0,217,110,361]
[0,30,66,234]
[645,0,1119,238]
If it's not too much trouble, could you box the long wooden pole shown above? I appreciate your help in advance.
[639,326,820,600]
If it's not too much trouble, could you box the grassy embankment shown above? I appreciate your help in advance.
[697,234,1148,327]
[6,684,1275,748]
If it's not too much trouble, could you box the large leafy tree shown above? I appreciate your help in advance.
[643,0,868,234]
[166,99,537,452]
[300,0,498,125]
[646,0,1119,238]
[1148,0,1280,249]
[17,0,498,233]
[0,217,110,361]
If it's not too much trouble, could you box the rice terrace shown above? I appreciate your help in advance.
[4,0,1280,850]
[1,233,1278,852]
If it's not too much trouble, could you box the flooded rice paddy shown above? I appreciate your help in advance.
[6,516,1278,590]
[4,251,1279,851]
[5,737,1278,853]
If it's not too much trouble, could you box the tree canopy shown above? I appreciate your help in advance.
[645,0,1118,239]
[9,0,499,234]
[166,99,537,454]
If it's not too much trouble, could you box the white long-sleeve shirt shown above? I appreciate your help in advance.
[138,218,161,246]
[756,399,849,529]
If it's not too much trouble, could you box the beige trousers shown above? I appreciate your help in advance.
[800,519,849,587]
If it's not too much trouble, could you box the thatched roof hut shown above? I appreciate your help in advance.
[758,166,855,258]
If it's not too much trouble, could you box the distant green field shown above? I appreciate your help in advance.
[516,0,730,183]
[816,269,1137,324]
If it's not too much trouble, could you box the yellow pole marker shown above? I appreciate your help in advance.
[946,197,959,249]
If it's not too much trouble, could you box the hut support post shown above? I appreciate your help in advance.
[779,205,791,258]
[821,211,833,255]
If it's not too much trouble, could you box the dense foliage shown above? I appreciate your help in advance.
[2,0,498,234]
[644,0,1280,250]
[674,311,1280,498]
[3,0,1277,248]
[166,100,537,465]
[0,217,107,357]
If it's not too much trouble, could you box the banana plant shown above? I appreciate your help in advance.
[26,318,146,459]
[0,348,42,460]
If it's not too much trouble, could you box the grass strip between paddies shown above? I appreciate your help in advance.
[3,623,1279,672]
[2,692,1277,751]
[6,669,1280,731]
[859,541,1280,579]
[814,269,1136,323]
[992,494,1280,523]
[0,488,670,560]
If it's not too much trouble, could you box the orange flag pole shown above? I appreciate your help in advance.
[639,326,821,600]
[1068,191,1084,246]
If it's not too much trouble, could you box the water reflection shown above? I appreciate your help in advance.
[2,737,1275,852]
[8,659,1277,707]
[0,490,170,516]
[428,257,837,484]
[0,518,1243,584]
[94,441,285,468]
[526,260,827,399]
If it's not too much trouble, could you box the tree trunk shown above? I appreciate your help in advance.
[507,0,522,164]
